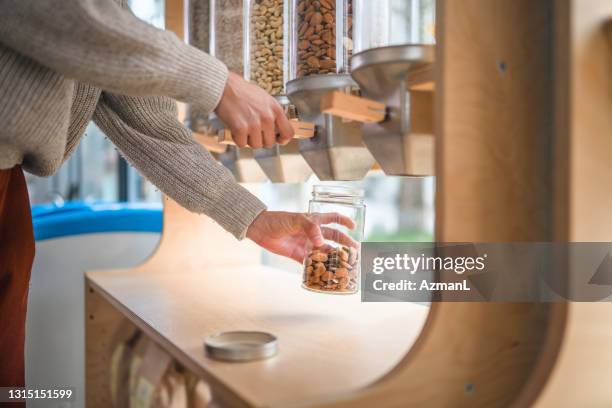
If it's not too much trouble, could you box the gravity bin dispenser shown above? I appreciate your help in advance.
[321,0,437,176]
[287,75,375,181]
[215,102,317,183]
[252,97,314,183]
[286,0,375,181]
[349,44,435,176]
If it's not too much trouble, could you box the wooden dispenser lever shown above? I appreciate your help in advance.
[320,91,387,123]
[218,120,315,146]
[289,120,316,139]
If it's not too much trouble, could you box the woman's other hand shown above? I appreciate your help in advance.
[246,211,357,263]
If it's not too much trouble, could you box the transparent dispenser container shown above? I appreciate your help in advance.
[244,0,290,95]
[187,0,212,133]
[302,185,365,294]
[291,0,354,78]
[188,0,211,52]
[353,0,435,53]
[212,0,245,75]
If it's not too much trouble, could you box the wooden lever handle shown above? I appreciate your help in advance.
[290,120,316,139]
[218,120,315,146]
[320,91,386,123]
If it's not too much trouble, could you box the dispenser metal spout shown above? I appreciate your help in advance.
[287,74,376,181]
[350,44,436,176]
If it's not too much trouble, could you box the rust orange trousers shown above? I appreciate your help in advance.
[0,166,35,401]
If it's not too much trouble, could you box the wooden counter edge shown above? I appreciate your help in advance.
[85,272,252,408]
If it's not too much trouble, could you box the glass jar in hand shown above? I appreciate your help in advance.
[302,185,365,294]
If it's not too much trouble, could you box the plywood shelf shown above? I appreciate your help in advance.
[407,64,435,91]
[86,266,428,407]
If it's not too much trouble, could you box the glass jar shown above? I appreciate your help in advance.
[353,0,435,53]
[291,0,354,79]
[302,185,365,294]
[244,0,290,95]
[212,0,245,75]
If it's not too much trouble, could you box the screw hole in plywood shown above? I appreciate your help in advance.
[465,383,475,394]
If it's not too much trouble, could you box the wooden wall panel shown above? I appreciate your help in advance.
[533,1,612,406]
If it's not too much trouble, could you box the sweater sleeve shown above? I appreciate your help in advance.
[0,0,227,113]
[93,92,267,240]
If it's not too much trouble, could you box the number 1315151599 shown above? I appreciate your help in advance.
[2,388,73,401]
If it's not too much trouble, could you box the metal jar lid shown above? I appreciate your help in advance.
[204,331,278,362]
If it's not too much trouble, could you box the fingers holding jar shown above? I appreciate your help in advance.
[320,226,357,249]
[307,212,357,231]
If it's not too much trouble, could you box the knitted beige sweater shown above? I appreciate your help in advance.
[0,0,266,239]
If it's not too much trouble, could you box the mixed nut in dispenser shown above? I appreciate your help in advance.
[303,246,359,293]
[213,0,245,75]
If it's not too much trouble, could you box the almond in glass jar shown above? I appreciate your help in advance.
[301,185,365,295]
[303,246,359,293]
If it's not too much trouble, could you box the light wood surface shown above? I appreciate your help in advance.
[407,65,435,91]
[533,1,612,406]
[86,283,127,407]
[320,91,386,123]
[164,0,184,38]
[86,267,428,407]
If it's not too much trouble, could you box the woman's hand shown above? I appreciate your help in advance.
[215,72,294,148]
[246,211,357,263]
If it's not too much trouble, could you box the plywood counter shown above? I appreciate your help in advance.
[85,266,429,407]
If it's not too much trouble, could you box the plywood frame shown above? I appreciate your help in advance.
[87,0,612,406]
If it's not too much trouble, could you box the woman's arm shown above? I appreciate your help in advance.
[0,0,226,113]
[93,92,355,256]
[92,92,266,239]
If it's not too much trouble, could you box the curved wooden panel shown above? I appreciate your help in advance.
[533,1,612,406]
[309,1,566,406]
